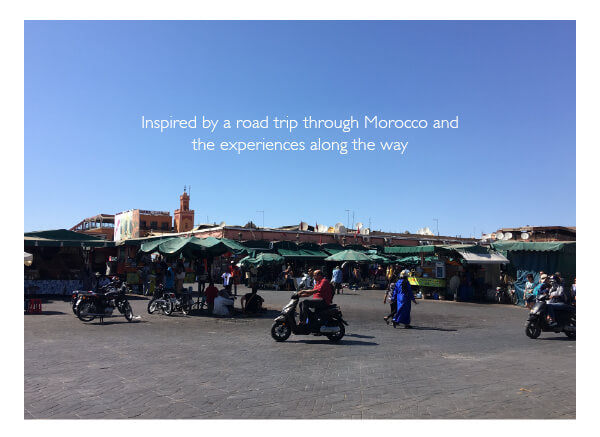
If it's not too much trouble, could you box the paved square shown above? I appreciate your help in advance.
[24,286,575,419]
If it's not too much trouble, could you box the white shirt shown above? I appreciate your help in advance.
[221,272,232,286]
[213,295,234,316]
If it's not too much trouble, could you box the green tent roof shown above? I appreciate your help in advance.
[140,236,248,257]
[383,245,454,255]
[277,248,329,259]
[24,229,114,247]
[324,249,372,262]
[239,252,284,267]
[491,241,576,253]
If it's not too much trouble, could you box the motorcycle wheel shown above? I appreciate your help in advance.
[124,302,133,322]
[326,320,346,342]
[270,320,291,342]
[77,301,96,322]
[181,300,191,316]
[525,320,541,339]
[147,299,157,314]
[512,293,519,305]
[163,300,173,316]
[564,315,576,339]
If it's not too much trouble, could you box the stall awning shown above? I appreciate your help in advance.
[277,248,329,259]
[491,241,576,254]
[383,245,453,256]
[24,229,114,247]
[456,250,509,264]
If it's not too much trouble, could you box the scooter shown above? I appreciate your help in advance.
[525,294,576,339]
[270,292,348,342]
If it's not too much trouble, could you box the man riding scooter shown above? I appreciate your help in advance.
[545,275,568,327]
[297,270,333,325]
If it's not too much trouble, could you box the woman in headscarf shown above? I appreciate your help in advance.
[392,269,418,328]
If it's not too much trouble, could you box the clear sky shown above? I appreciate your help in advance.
[24,20,575,237]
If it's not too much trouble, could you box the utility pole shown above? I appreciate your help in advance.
[257,210,264,228]
[433,218,439,236]
[345,209,350,228]
[352,211,355,230]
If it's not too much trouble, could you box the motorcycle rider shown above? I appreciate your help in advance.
[297,269,333,325]
[545,275,567,327]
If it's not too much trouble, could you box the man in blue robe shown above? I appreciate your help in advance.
[392,270,418,328]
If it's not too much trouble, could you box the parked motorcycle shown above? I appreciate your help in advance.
[270,292,348,342]
[525,295,576,339]
[76,286,134,323]
[147,284,173,316]
[171,291,194,315]
[72,278,129,315]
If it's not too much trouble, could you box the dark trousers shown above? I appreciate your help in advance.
[299,298,325,323]
[547,302,570,324]
[386,302,396,319]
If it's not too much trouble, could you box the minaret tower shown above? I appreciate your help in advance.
[174,185,195,232]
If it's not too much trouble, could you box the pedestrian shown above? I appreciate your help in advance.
[524,273,536,308]
[229,262,241,296]
[204,281,219,314]
[175,265,185,293]
[332,265,343,294]
[383,274,397,324]
[196,260,207,294]
[221,270,232,291]
[392,269,418,328]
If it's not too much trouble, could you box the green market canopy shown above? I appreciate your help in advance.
[324,249,372,263]
[276,248,329,259]
[139,236,248,257]
[383,245,454,256]
[239,252,285,267]
[24,229,114,248]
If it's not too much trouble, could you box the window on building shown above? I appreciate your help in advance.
[140,220,147,229]
[150,221,158,230]
[161,222,170,230]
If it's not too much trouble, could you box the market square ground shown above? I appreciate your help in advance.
[24,286,575,419]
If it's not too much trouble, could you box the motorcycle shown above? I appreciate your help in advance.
[76,285,134,323]
[525,294,576,339]
[71,278,129,315]
[495,284,517,304]
[147,284,174,316]
[270,292,348,342]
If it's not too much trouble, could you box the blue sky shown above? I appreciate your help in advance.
[24,20,575,237]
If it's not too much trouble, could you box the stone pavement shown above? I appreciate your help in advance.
[24,286,575,419]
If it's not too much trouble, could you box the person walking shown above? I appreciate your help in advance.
[524,273,536,308]
[332,265,343,294]
[392,269,418,328]
[383,273,397,324]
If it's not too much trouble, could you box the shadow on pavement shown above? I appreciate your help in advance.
[288,339,379,346]
[25,311,66,316]
[345,333,375,339]
[409,326,458,332]
[538,336,575,341]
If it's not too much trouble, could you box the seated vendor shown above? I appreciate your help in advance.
[241,286,265,314]
[213,289,235,317]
